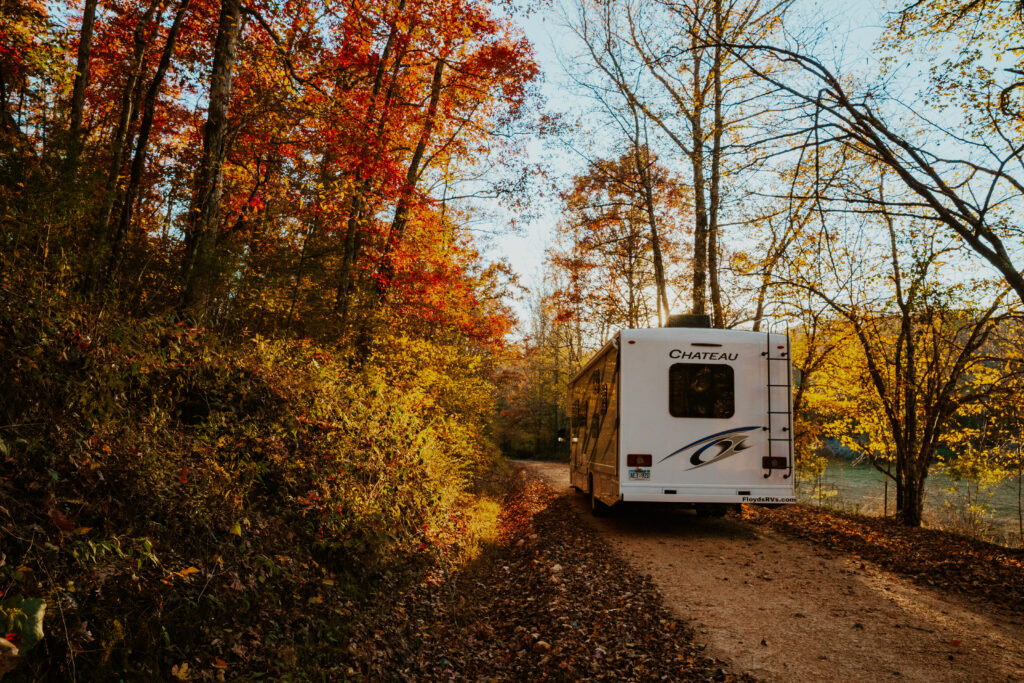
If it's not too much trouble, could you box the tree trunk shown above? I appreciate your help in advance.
[376,57,445,300]
[707,0,725,327]
[689,36,708,317]
[751,273,767,331]
[632,142,669,325]
[85,0,161,291]
[898,466,927,526]
[180,0,243,316]
[335,1,406,323]
[109,0,192,277]
[67,0,99,172]
[335,199,363,318]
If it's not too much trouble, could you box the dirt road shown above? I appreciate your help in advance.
[518,460,1024,683]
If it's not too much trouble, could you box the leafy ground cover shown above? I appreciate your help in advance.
[742,504,1024,611]
[0,291,506,680]
[342,468,750,681]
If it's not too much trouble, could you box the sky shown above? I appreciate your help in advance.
[480,6,581,312]
[479,0,892,326]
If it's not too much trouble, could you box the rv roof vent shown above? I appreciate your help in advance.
[667,313,711,328]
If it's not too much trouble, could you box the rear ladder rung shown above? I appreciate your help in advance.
[766,326,793,480]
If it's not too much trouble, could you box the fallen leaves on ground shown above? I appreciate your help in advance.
[743,504,1024,610]
[344,468,749,681]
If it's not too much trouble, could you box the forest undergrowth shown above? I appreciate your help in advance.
[0,285,508,680]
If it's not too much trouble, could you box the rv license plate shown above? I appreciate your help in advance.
[628,468,651,480]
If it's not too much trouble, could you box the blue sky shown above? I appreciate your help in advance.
[482,0,891,322]
[483,6,581,306]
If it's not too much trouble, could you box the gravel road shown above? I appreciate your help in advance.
[517,460,1024,683]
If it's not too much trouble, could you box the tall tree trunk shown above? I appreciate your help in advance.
[66,0,99,172]
[109,0,192,277]
[284,152,331,333]
[690,152,708,316]
[689,35,708,317]
[85,0,161,292]
[752,224,798,331]
[631,140,669,325]
[180,0,243,316]
[67,0,99,175]
[751,274,768,332]
[335,200,363,319]
[708,0,725,327]
[375,57,445,300]
[0,59,18,135]
[899,464,927,526]
[336,0,407,323]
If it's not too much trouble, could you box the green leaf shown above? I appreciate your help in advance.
[17,598,45,652]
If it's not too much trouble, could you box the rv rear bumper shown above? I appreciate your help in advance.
[620,484,795,504]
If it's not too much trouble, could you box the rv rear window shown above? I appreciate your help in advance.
[668,363,734,418]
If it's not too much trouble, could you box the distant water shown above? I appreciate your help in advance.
[797,457,1023,547]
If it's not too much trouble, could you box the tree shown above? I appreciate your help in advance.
[565,0,790,325]
[88,0,164,286]
[108,0,194,278]
[778,167,1022,525]
[495,286,577,459]
[180,0,243,315]
[724,2,1024,309]
[548,148,685,335]
[65,0,99,172]
[1,0,540,347]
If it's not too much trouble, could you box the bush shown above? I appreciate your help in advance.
[0,289,504,679]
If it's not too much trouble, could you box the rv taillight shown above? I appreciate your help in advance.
[762,456,787,469]
[627,453,652,467]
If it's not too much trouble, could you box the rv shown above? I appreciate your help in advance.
[568,318,795,515]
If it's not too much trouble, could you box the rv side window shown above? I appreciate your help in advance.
[668,363,734,418]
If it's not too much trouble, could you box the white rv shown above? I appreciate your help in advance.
[568,322,795,515]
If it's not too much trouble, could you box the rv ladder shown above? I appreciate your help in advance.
[764,331,793,479]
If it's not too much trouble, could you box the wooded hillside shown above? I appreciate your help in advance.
[1,0,537,677]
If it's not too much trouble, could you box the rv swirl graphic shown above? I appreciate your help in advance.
[659,426,761,470]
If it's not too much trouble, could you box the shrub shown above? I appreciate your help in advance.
[0,290,504,678]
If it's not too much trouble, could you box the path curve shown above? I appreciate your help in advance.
[517,460,1024,683]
